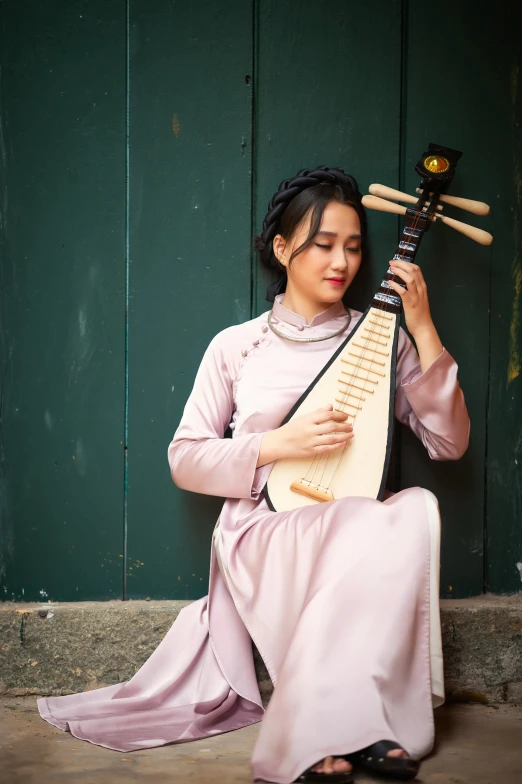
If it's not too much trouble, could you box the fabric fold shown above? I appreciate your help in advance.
[39,301,468,783]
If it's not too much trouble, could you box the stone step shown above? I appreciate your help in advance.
[1,595,521,704]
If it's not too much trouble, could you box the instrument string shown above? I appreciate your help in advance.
[301,207,424,495]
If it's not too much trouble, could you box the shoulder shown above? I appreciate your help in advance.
[203,311,270,364]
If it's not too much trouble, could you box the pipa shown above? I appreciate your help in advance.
[264,143,492,513]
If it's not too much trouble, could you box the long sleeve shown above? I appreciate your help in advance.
[168,330,266,499]
[394,329,470,460]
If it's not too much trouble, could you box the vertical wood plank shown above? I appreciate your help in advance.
[127,0,253,598]
[253,0,403,319]
[400,0,499,596]
[485,3,522,593]
[0,1,126,600]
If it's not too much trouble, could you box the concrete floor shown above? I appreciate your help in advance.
[1,699,521,784]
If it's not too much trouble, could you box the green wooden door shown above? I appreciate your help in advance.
[0,0,520,601]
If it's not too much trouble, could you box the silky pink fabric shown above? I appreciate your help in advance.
[38,297,469,783]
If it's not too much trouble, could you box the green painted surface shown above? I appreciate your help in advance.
[0,1,520,601]
[252,0,403,319]
[482,3,522,593]
[399,2,492,597]
[0,1,126,601]
[126,0,253,598]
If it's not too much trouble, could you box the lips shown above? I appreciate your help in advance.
[325,277,346,283]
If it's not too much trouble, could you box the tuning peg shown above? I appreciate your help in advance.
[369,184,442,210]
[416,188,490,216]
[433,213,493,245]
[361,195,493,245]
[361,195,407,215]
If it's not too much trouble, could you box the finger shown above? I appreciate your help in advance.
[386,280,407,299]
[314,409,349,424]
[316,432,354,447]
[390,261,424,286]
[389,265,415,287]
[325,420,353,433]
[389,259,420,273]
[315,438,354,454]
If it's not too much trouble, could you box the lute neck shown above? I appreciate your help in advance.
[371,209,431,314]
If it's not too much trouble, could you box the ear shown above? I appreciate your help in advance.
[272,234,287,267]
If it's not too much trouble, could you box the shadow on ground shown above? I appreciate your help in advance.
[1,699,521,783]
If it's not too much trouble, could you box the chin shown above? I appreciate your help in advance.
[320,288,346,302]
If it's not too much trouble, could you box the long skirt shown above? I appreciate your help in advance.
[38,486,443,784]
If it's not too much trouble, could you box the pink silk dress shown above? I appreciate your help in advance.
[38,295,470,784]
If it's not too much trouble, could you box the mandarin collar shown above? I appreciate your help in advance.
[272,294,347,328]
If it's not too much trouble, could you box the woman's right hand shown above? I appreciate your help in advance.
[257,404,353,467]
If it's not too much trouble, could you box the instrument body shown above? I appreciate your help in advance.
[263,142,484,513]
[264,306,400,512]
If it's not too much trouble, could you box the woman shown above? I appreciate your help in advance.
[38,166,469,784]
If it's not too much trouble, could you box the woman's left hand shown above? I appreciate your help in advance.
[387,259,434,338]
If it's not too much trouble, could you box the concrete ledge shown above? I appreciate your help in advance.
[1,595,521,705]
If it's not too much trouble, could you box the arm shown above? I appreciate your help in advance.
[395,329,470,460]
[167,332,266,499]
[387,258,470,459]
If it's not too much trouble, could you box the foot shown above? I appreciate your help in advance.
[384,749,410,759]
[310,757,353,775]
[308,745,411,776]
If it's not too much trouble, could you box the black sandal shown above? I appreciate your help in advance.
[344,740,420,779]
[295,760,354,783]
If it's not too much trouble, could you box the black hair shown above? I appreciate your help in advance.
[254,166,367,301]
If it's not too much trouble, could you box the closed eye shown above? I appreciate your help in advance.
[315,243,361,252]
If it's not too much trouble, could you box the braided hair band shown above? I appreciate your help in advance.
[255,165,363,303]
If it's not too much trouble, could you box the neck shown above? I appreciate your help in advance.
[280,288,340,325]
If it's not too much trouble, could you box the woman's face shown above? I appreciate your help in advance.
[273,201,363,307]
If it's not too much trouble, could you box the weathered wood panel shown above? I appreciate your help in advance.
[483,3,522,593]
[126,0,253,598]
[0,1,126,600]
[253,0,404,319]
[399,1,513,597]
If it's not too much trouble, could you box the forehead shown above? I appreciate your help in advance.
[299,200,361,236]
[321,201,360,227]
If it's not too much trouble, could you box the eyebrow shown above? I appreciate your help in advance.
[316,231,362,240]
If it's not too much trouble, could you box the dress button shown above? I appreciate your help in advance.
[253,339,259,346]
[241,349,248,357]
[297,324,304,331]
[262,325,268,333]
[229,422,235,430]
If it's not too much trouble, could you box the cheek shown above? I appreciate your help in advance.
[349,254,363,276]
[292,251,327,278]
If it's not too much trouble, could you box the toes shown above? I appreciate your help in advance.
[332,759,352,772]
[310,756,353,774]
[386,748,409,758]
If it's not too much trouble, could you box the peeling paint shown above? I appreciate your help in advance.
[78,308,87,338]
[510,60,519,116]
[507,253,521,385]
[508,59,522,386]
[74,438,87,476]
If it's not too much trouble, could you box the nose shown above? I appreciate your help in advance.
[331,249,348,271]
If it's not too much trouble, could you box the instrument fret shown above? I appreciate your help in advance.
[340,371,378,385]
[347,351,385,367]
[343,359,385,377]
[337,389,366,401]
[335,397,362,411]
[338,378,374,393]
[353,341,389,357]
[362,332,388,346]
[368,319,391,329]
